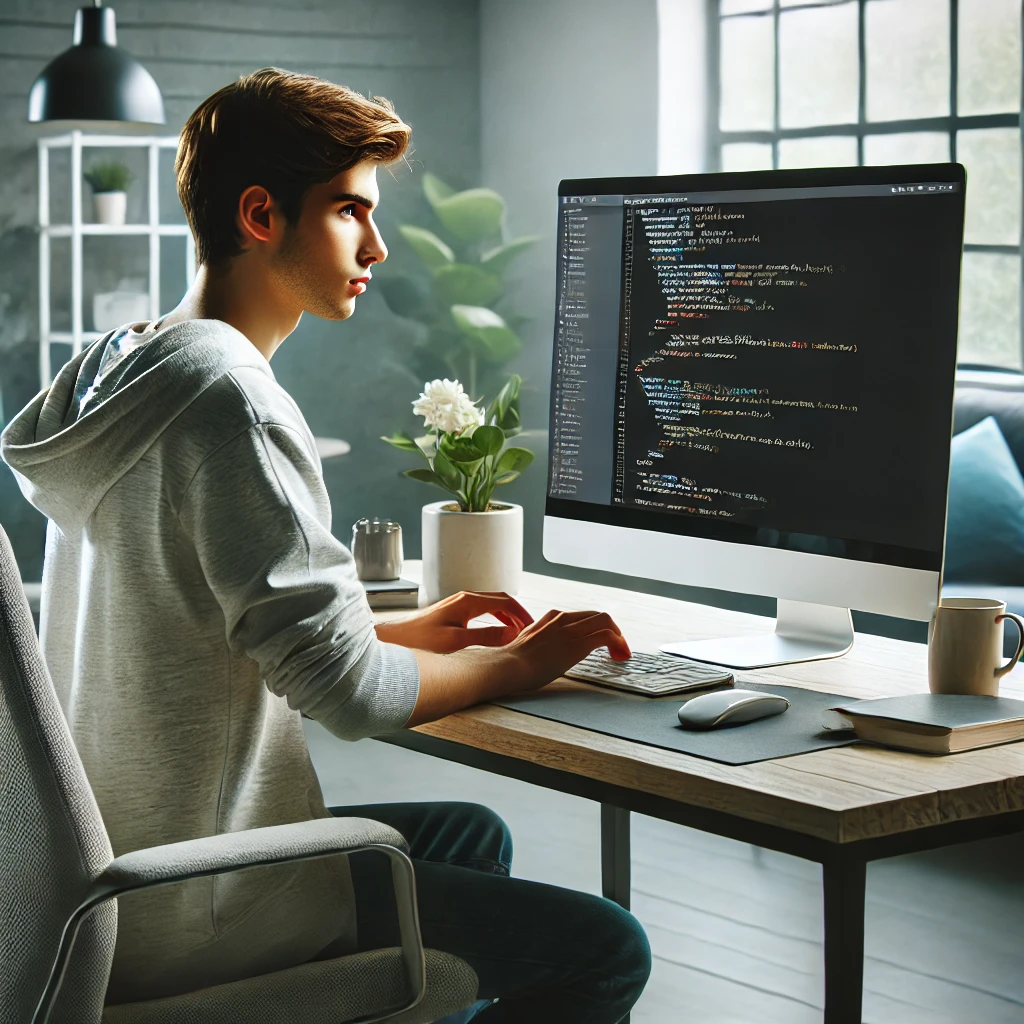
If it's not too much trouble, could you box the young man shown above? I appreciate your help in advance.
[2,69,650,1020]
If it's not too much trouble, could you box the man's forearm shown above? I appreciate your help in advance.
[404,648,517,728]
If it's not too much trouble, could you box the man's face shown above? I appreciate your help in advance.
[272,159,387,321]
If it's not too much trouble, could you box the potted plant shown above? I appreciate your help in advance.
[83,160,134,226]
[379,171,539,399]
[383,374,534,603]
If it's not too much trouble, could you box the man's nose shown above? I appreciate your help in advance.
[365,224,388,265]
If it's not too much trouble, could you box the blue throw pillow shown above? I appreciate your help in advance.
[945,415,1024,584]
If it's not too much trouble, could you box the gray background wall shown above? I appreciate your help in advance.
[0,0,481,578]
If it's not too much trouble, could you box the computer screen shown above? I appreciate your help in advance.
[547,165,966,576]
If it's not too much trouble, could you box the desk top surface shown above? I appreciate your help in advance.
[385,564,1024,844]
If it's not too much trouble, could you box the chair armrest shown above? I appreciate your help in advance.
[34,818,425,1024]
[92,817,408,899]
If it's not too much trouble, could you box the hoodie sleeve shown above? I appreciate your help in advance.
[177,419,420,741]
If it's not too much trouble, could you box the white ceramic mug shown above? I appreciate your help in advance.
[928,597,1024,696]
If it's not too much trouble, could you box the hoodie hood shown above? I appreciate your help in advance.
[1,319,272,531]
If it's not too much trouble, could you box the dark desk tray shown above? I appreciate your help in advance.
[492,681,857,766]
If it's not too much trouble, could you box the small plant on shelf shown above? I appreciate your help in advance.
[83,160,134,194]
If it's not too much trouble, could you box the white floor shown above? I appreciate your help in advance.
[305,721,1024,1024]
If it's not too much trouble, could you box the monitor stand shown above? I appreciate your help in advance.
[660,599,855,670]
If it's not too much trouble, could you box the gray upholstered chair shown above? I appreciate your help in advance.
[0,525,478,1024]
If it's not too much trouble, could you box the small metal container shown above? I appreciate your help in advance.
[351,518,404,581]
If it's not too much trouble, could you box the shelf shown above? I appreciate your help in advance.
[48,331,103,344]
[43,224,192,237]
[39,134,180,150]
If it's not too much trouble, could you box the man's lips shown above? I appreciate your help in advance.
[349,273,371,295]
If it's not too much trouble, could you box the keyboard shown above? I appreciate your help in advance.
[565,650,735,697]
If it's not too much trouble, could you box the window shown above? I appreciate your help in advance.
[709,0,1023,369]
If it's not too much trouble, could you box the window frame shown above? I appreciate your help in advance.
[705,0,1024,370]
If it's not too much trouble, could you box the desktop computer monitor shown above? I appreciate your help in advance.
[543,164,966,668]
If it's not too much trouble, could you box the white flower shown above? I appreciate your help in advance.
[413,378,483,435]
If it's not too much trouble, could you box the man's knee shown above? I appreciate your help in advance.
[437,802,513,874]
[592,898,653,1008]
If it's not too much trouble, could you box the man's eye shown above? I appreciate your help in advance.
[340,204,358,217]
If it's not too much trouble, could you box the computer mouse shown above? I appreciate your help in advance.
[677,688,790,730]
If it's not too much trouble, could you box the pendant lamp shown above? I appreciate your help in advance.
[27,1,165,124]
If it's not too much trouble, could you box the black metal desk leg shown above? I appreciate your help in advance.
[822,853,866,1024]
[601,804,631,910]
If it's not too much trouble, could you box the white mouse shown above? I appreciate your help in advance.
[677,688,790,730]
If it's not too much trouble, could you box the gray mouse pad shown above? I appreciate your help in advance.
[492,681,857,766]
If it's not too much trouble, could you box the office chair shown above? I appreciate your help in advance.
[0,525,478,1023]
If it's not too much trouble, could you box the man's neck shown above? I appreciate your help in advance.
[158,262,301,362]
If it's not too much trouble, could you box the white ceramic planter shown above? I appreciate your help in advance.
[92,191,127,226]
[421,500,523,604]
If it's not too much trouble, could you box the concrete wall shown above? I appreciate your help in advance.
[0,0,480,578]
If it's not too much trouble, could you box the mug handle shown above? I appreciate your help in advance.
[994,613,1024,677]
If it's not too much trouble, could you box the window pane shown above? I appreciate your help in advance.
[720,15,775,131]
[721,142,774,171]
[958,252,1022,369]
[779,2,859,128]
[863,131,950,165]
[866,0,949,121]
[959,0,1022,116]
[778,135,858,168]
[721,0,771,13]
[957,128,1022,246]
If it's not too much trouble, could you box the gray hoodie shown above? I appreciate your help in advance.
[1,319,420,1001]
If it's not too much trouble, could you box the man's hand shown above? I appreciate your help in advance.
[404,607,631,727]
[375,591,533,654]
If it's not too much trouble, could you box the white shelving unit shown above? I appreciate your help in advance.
[37,131,195,388]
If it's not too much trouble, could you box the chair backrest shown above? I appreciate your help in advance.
[0,525,115,1023]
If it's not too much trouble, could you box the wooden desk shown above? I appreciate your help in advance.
[376,566,1024,1024]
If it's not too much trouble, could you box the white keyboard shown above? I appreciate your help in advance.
[565,650,735,697]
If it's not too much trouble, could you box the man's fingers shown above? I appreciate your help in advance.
[448,591,534,629]
[465,624,515,647]
[560,610,626,641]
[492,610,529,637]
[580,629,632,661]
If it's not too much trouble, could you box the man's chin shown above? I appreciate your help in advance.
[307,296,356,321]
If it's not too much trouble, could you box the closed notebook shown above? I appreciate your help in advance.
[360,578,420,609]
[831,694,1024,754]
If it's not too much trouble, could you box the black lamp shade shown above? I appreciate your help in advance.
[28,6,165,124]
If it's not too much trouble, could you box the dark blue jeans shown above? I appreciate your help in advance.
[319,801,651,1023]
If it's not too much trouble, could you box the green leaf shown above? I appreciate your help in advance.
[431,449,464,490]
[403,467,447,489]
[497,405,521,434]
[398,225,455,270]
[442,434,484,462]
[423,171,455,208]
[495,446,534,475]
[433,189,505,242]
[414,434,436,458]
[471,424,505,457]
[486,374,522,426]
[450,305,523,364]
[378,274,428,320]
[480,236,540,275]
[494,471,520,485]
[432,263,502,307]
[380,431,422,453]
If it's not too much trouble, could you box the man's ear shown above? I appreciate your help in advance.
[236,185,280,249]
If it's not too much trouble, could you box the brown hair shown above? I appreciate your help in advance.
[176,67,411,268]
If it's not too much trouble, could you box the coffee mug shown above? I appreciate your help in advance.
[928,597,1024,696]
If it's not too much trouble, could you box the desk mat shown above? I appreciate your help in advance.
[492,681,857,766]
